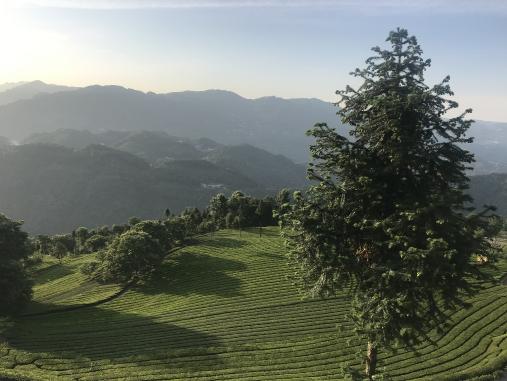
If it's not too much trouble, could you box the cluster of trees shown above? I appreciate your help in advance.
[82,192,280,284]
[207,191,277,232]
[0,189,282,315]
[27,192,279,286]
[0,214,33,315]
[82,221,172,284]
[30,191,280,262]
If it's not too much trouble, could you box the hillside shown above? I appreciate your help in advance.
[0,144,263,234]
[1,228,506,380]
[0,84,506,172]
[1,135,506,235]
[470,173,507,216]
[0,86,337,162]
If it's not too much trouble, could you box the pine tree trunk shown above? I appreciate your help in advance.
[365,341,377,380]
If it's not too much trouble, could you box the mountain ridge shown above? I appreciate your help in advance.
[0,81,506,171]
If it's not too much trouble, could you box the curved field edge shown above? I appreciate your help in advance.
[0,228,506,380]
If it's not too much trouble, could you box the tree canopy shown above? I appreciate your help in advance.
[87,229,164,284]
[0,213,33,315]
[279,28,500,378]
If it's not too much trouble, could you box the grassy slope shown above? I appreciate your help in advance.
[25,255,122,315]
[0,228,506,380]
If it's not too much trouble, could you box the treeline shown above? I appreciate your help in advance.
[44,191,282,285]
[31,190,281,260]
[0,191,287,313]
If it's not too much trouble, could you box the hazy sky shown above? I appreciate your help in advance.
[0,0,506,121]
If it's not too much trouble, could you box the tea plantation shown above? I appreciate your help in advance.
[1,228,506,380]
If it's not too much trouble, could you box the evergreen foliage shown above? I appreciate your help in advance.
[0,213,33,315]
[279,28,501,378]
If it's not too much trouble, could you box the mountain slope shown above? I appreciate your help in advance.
[0,81,27,92]
[206,144,308,190]
[0,80,76,106]
[0,144,263,234]
[1,229,506,380]
[1,84,506,169]
[22,129,309,190]
[0,86,337,162]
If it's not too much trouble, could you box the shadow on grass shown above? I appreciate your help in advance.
[139,251,246,297]
[31,264,73,285]
[7,305,224,373]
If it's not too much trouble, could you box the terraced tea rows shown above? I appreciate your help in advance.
[1,228,506,380]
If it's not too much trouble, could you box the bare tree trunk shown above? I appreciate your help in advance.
[365,341,377,380]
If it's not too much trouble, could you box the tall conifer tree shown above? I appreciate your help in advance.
[279,28,500,378]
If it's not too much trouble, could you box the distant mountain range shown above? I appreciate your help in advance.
[0,80,506,233]
[0,131,307,234]
[0,80,76,107]
[22,129,308,190]
[0,81,336,163]
[0,81,506,173]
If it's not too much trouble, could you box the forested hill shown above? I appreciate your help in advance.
[0,85,337,163]
[0,139,504,235]
[0,83,506,173]
[0,140,307,234]
[22,130,308,190]
[470,173,507,216]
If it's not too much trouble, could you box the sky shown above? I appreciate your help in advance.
[0,0,506,122]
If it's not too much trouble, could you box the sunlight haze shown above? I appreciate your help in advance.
[0,0,506,121]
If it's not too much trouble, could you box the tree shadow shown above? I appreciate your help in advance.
[6,305,224,375]
[31,264,73,285]
[139,251,246,297]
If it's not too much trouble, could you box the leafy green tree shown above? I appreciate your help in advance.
[225,212,235,229]
[164,217,188,243]
[279,29,499,379]
[208,193,228,229]
[111,224,128,236]
[180,207,203,236]
[91,229,163,284]
[0,213,32,315]
[133,220,172,252]
[34,234,51,255]
[51,234,75,255]
[74,227,89,254]
[256,198,276,227]
[52,241,68,262]
[84,234,109,253]
[0,214,31,262]
[0,261,33,315]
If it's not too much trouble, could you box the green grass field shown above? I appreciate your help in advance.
[1,228,507,380]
